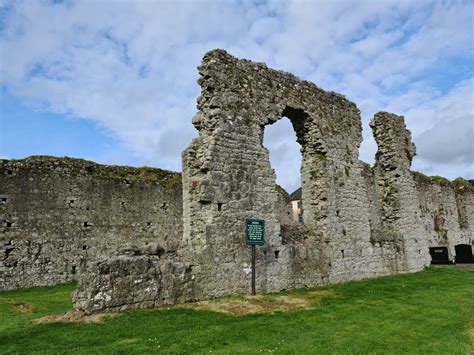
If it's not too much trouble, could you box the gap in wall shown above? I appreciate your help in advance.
[263,116,302,195]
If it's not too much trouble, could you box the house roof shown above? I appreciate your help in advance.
[290,187,302,201]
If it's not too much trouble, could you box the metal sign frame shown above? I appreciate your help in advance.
[245,218,265,246]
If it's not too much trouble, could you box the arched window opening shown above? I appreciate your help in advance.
[263,116,303,224]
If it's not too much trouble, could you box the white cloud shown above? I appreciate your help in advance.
[0,0,473,189]
[416,115,474,164]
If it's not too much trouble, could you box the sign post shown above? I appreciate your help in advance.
[245,218,265,295]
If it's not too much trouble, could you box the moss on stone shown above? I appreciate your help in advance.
[411,171,432,185]
[369,236,376,246]
[412,171,450,187]
[437,228,448,241]
[21,156,182,188]
[452,177,471,194]
[315,153,327,162]
[275,184,291,203]
[93,166,181,188]
[25,155,91,164]
[459,217,468,230]
[431,176,451,187]
[412,171,472,193]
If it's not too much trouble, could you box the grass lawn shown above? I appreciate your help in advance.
[1,267,473,354]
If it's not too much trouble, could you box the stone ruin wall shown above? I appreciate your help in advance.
[73,50,472,314]
[413,173,474,254]
[0,157,183,291]
[177,50,471,301]
[1,50,473,314]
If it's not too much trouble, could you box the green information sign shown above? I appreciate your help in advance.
[245,219,265,246]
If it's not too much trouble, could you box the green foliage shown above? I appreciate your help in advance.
[412,171,473,193]
[1,268,473,354]
[315,153,327,162]
[313,210,321,221]
[160,174,182,189]
[440,229,448,241]
[382,183,397,205]
[25,155,90,164]
[22,155,182,189]
[93,165,181,188]
[431,175,451,187]
[369,236,376,246]
[411,171,432,185]
[412,171,449,187]
[453,177,472,194]
[459,217,469,230]
[433,219,449,241]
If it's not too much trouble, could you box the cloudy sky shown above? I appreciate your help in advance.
[0,0,473,193]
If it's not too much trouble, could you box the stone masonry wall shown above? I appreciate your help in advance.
[182,49,359,298]
[0,156,182,291]
[412,173,474,257]
[370,112,430,271]
[2,50,472,315]
[74,50,472,313]
[181,50,412,301]
[180,50,473,302]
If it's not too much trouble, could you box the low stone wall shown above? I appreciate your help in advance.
[72,244,194,314]
[0,156,182,291]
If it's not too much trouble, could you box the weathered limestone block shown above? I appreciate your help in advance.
[72,250,194,314]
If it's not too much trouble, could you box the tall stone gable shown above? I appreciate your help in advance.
[181,49,429,298]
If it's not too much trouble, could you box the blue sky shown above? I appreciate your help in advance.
[1,88,140,165]
[0,0,473,193]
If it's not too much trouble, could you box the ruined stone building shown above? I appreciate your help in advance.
[1,50,473,313]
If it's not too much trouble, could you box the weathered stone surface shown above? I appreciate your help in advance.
[182,49,365,297]
[0,156,182,291]
[72,253,194,314]
[180,50,423,299]
[1,50,472,314]
[412,174,474,258]
[370,112,430,271]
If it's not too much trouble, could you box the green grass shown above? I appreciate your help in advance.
[1,267,473,354]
